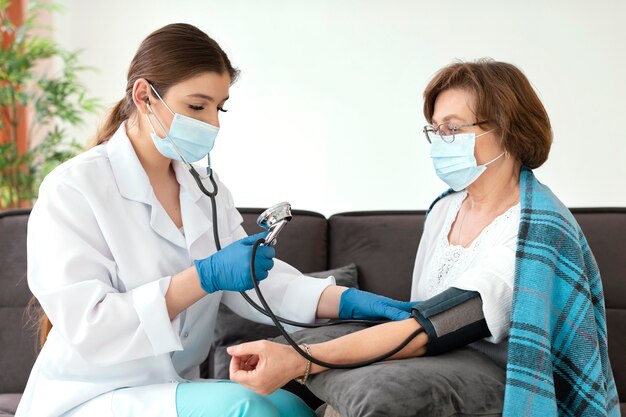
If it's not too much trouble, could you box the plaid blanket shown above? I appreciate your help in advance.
[505,167,619,416]
[429,167,619,416]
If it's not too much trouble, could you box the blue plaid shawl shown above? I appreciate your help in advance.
[429,167,619,416]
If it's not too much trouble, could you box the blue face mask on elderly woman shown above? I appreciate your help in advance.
[429,131,504,191]
[145,84,219,163]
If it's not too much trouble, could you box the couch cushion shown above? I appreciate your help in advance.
[0,210,39,394]
[310,350,505,417]
[606,309,626,406]
[0,393,20,416]
[571,209,626,310]
[572,208,626,403]
[274,324,505,417]
[328,211,425,301]
[239,208,328,274]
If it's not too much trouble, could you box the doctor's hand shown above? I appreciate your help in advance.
[194,232,276,294]
[228,340,306,396]
[339,288,415,321]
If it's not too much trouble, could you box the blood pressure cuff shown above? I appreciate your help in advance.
[411,287,491,356]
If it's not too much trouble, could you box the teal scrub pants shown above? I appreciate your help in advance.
[175,381,316,417]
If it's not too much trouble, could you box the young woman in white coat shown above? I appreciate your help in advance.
[16,23,415,417]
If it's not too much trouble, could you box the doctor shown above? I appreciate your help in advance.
[16,23,414,417]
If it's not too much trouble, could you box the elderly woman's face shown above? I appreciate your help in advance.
[432,88,504,165]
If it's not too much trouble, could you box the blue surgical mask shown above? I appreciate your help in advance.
[145,85,219,163]
[430,131,504,191]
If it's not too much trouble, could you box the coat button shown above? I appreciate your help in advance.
[183,332,189,338]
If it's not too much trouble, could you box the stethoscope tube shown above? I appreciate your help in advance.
[195,165,424,370]
[188,167,220,250]
[246,239,424,369]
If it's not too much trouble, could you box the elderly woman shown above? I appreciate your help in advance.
[227,59,619,416]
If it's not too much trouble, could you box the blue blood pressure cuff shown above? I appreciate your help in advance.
[411,287,491,356]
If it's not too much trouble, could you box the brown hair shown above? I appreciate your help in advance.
[27,297,51,349]
[94,22,239,146]
[423,58,552,169]
[35,23,239,349]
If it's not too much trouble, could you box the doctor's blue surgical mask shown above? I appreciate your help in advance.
[429,130,504,191]
[145,84,219,163]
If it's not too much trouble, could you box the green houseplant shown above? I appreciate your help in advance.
[0,0,100,209]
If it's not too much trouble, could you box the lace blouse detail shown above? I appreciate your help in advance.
[424,191,520,298]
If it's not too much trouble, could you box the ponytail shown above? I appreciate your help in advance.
[38,311,52,349]
[25,297,52,350]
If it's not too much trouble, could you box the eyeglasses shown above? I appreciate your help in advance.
[423,121,488,144]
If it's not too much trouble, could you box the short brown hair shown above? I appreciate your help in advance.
[423,59,552,169]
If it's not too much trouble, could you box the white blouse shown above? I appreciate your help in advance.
[410,191,520,365]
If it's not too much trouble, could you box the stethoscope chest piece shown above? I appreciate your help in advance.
[257,202,292,246]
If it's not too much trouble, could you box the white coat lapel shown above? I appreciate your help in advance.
[172,161,216,257]
[107,123,186,248]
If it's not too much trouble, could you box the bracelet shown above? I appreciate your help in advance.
[294,343,312,385]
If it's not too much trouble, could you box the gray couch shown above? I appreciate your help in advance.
[1,207,624,416]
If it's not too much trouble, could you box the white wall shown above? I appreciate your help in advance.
[53,0,626,216]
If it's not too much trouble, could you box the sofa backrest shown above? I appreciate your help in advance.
[2,207,624,402]
[570,208,626,401]
[0,210,38,394]
[239,208,328,274]
[327,211,426,301]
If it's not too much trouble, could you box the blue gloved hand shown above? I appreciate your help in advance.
[338,288,415,321]
[194,232,276,294]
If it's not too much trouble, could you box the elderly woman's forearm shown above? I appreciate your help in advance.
[308,319,429,375]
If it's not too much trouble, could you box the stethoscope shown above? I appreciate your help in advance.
[147,98,424,368]
[184,160,423,369]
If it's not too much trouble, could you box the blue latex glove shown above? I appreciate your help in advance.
[194,232,276,293]
[338,288,415,321]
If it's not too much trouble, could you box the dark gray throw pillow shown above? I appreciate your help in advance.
[208,263,359,379]
[273,324,505,417]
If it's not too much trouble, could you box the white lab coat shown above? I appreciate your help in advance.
[15,123,334,417]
